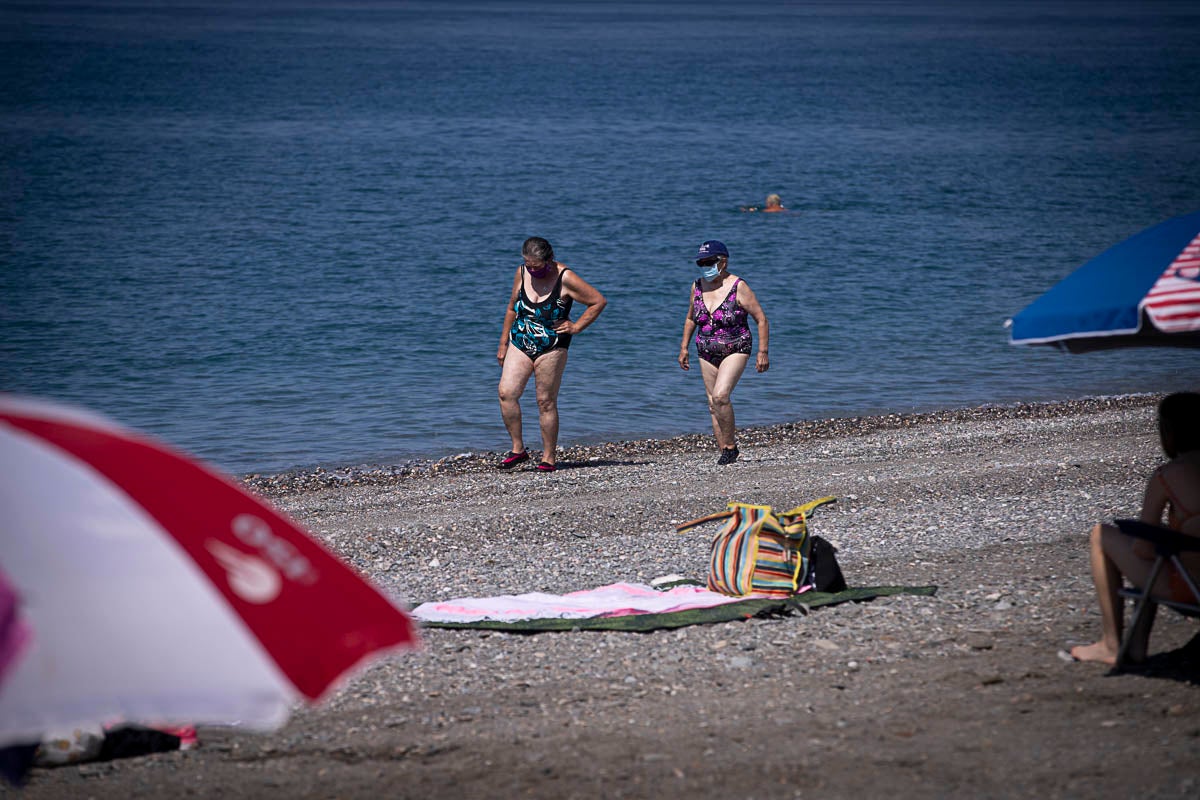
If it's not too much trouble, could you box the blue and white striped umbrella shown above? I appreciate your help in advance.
[1008,210,1200,352]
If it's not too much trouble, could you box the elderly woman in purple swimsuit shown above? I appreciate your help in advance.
[678,240,770,465]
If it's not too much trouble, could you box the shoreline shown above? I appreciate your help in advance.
[242,392,1162,495]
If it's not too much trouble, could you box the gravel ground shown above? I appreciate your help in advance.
[12,394,1200,799]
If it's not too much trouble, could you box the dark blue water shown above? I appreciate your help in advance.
[3,1,1199,473]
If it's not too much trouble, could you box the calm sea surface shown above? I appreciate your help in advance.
[2,1,1199,473]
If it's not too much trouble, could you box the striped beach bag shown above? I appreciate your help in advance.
[676,497,837,598]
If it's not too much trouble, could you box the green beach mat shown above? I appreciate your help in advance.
[417,585,937,633]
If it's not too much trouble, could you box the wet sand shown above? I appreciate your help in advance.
[15,394,1200,799]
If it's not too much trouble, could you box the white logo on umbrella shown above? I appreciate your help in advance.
[205,539,282,604]
[231,513,318,585]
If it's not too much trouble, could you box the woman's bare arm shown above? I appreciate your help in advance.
[497,266,523,365]
[737,280,769,373]
[555,268,607,335]
[679,289,696,371]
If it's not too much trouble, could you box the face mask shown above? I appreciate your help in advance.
[524,262,552,279]
[698,261,723,280]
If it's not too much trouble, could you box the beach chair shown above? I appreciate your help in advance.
[1113,519,1200,670]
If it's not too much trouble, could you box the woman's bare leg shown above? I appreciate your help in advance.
[532,348,569,465]
[1070,524,1126,664]
[699,354,749,450]
[1071,524,1164,664]
[498,348,535,454]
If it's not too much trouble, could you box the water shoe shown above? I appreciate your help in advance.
[498,450,529,469]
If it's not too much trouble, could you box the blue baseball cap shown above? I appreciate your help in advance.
[696,240,728,262]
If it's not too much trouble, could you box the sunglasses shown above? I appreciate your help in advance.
[696,257,723,267]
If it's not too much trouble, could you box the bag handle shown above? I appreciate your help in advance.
[778,496,837,533]
[675,509,734,533]
[677,501,770,533]
[677,499,835,534]
[781,495,838,519]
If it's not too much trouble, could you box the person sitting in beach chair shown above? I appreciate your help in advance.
[1070,392,1200,666]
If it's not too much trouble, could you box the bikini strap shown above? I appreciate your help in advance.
[1157,467,1197,522]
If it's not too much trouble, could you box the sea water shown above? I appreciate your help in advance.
[2,0,1198,473]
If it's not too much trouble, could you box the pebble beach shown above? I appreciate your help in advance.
[15,394,1200,799]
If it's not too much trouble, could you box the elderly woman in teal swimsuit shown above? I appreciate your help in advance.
[496,237,607,472]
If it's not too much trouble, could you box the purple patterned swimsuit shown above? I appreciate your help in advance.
[692,278,753,366]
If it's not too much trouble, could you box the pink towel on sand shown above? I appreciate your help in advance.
[412,582,751,624]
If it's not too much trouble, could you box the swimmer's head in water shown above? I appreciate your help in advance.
[765,194,782,208]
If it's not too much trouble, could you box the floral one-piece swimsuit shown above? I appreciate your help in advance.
[692,277,752,366]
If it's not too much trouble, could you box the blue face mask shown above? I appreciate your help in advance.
[698,260,723,280]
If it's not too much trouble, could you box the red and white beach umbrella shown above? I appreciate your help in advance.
[0,566,31,690]
[0,395,418,747]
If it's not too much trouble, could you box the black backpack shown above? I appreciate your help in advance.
[807,535,847,593]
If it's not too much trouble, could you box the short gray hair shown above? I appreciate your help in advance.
[522,237,555,263]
